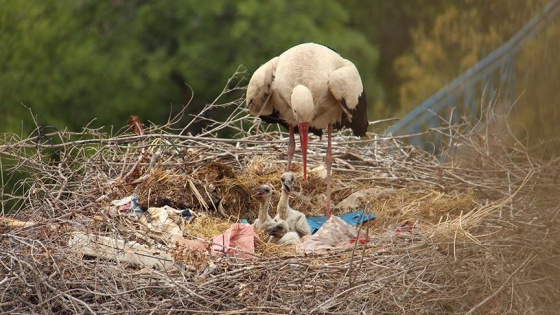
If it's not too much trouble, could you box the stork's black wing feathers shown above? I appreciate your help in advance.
[333,90,369,137]
[259,110,324,137]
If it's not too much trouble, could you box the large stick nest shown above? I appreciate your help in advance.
[1,73,560,314]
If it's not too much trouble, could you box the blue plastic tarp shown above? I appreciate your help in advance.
[306,209,376,235]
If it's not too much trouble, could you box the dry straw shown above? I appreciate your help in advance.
[1,71,559,314]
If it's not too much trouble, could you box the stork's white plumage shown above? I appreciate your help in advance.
[247,43,369,219]
[274,172,311,238]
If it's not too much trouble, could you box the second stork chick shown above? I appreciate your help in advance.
[264,220,301,245]
[253,184,275,231]
[275,172,311,238]
[253,184,301,245]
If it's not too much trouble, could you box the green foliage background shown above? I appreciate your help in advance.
[0,0,378,134]
[1,0,558,148]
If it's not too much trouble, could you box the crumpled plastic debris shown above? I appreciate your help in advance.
[107,195,141,217]
[180,208,195,222]
[140,205,185,237]
[174,223,257,258]
[297,216,369,254]
[106,196,258,258]
[171,235,208,253]
[386,220,417,235]
[211,223,256,259]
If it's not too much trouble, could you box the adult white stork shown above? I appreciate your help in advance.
[246,42,368,219]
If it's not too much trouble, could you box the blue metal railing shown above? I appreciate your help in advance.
[387,0,560,153]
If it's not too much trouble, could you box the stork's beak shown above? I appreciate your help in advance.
[298,121,309,183]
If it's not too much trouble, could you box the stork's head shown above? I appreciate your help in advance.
[254,184,273,203]
[291,85,315,123]
[246,75,268,113]
[280,172,294,194]
[291,85,315,183]
[246,58,277,114]
[264,219,289,237]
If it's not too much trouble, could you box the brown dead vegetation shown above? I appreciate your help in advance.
[1,76,559,314]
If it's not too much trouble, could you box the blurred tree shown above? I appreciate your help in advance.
[343,0,452,118]
[394,0,551,114]
[392,0,559,154]
[0,1,149,132]
[0,0,379,135]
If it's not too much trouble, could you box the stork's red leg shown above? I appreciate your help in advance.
[287,125,295,172]
[325,124,333,219]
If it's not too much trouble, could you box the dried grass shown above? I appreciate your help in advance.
[1,72,559,314]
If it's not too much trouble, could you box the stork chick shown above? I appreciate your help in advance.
[253,184,301,245]
[275,172,311,238]
[253,184,274,231]
[264,220,301,245]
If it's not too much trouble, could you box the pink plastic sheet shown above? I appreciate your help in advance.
[211,223,256,259]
